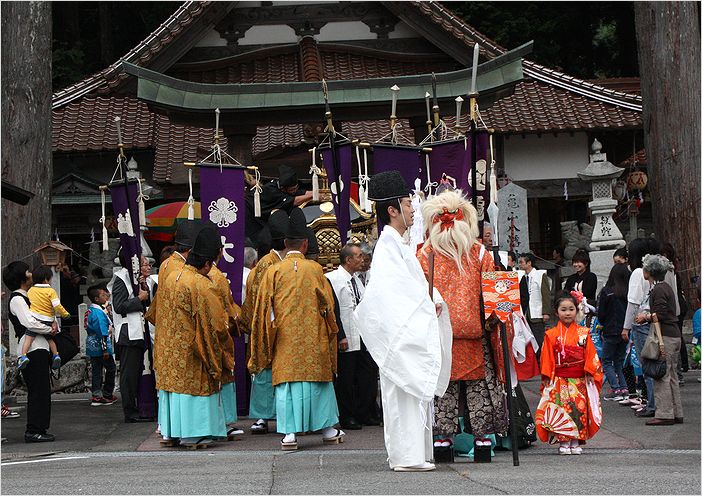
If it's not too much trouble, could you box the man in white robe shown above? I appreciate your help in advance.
[354,171,452,472]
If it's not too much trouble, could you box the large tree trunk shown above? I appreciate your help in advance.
[98,3,114,67]
[1,2,53,269]
[634,2,701,301]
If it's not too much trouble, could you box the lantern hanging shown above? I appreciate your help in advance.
[626,170,648,192]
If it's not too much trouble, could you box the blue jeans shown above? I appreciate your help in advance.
[631,323,655,411]
[601,335,628,390]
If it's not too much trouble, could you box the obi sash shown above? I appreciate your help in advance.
[555,344,585,378]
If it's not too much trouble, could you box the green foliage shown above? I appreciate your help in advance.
[52,2,177,91]
[52,41,87,91]
[450,1,639,78]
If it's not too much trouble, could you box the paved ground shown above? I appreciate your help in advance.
[1,373,700,494]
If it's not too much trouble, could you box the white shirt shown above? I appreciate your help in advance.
[242,266,251,304]
[11,289,53,353]
[326,266,364,352]
[628,268,652,309]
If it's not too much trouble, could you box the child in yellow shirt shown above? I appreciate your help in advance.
[18,265,70,370]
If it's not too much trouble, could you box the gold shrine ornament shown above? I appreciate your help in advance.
[626,170,648,192]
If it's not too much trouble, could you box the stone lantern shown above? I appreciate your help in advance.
[577,139,625,289]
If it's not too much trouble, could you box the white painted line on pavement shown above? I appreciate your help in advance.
[1,455,89,466]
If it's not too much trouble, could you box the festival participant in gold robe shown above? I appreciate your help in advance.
[241,209,290,434]
[144,220,199,326]
[250,208,342,451]
[416,190,508,450]
[209,249,243,439]
[155,225,229,449]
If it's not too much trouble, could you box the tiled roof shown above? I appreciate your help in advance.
[318,46,458,80]
[52,97,156,151]
[51,1,644,184]
[167,50,301,84]
[480,80,642,133]
[52,96,228,184]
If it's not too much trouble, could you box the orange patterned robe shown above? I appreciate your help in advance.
[535,322,603,444]
[418,243,494,380]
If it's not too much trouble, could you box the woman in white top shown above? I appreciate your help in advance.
[622,238,666,418]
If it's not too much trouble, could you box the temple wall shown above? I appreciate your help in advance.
[503,132,589,181]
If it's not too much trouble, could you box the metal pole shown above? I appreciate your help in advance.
[500,318,520,466]
[469,94,478,213]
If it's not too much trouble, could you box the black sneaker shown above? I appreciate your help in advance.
[25,432,55,443]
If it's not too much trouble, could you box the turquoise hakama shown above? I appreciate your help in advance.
[249,368,276,419]
[158,390,227,440]
[220,381,238,424]
[275,381,339,434]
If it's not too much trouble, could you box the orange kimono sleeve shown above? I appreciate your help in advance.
[540,331,556,383]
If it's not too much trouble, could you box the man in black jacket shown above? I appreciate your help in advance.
[109,251,151,423]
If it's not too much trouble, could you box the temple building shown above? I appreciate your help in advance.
[52,1,646,261]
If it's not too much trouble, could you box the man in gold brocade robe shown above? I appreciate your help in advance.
[241,209,290,434]
[250,208,343,451]
[155,225,230,449]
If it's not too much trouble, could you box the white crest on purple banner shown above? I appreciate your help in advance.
[208,197,238,227]
[117,212,135,237]
[221,235,235,263]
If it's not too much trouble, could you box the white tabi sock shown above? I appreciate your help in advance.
[282,433,296,443]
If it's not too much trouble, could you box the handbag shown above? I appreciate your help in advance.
[53,330,80,366]
[641,314,667,380]
[640,315,663,360]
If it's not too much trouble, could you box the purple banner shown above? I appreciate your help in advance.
[199,165,247,414]
[427,140,471,192]
[426,134,491,224]
[109,181,142,295]
[321,142,353,246]
[372,145,423,193]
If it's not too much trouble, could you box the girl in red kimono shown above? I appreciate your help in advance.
[536,292,603,455]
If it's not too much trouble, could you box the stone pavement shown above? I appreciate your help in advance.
[1,373,700,494]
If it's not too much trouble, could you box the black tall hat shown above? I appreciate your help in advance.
[285,207,308,240]
[190,224,222,259]
[268,209,290,241]
[174,219,201,248]
[278,165,298,188]
[367,170,411,202]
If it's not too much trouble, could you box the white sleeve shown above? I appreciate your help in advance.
[9,297,53,335]
[627,269,644,304]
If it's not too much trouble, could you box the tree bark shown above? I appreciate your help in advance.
[634,2,701,299]
[98,2,114,67]
[1,2,53,268]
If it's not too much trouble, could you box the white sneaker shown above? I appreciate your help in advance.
[393,462,436,472]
